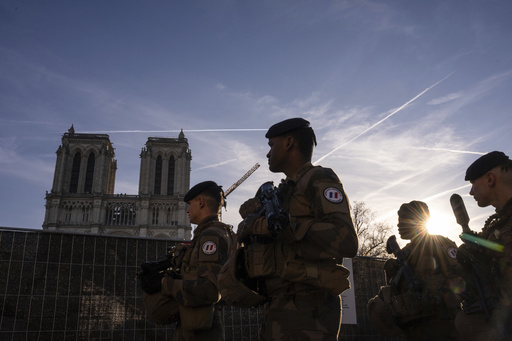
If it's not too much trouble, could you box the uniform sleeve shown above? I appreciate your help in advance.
[163,228,232,307]
[292,168,358,261]
[496,225,512,305]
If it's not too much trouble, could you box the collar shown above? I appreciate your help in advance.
[287,162,314,183]
[193,214,220,237]
[497,197,512,218]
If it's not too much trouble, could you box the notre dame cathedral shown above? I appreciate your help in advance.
[43,126,192,240]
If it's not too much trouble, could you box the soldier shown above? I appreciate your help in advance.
[455,151,512,340]
[236,117,359,340]
[138,181,236,341]
[368,201,461,340]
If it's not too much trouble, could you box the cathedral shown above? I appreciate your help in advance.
[43,126,192,240]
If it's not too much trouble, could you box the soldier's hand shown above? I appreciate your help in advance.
[237,214,271,242]
[138,262,164,294]
[239,198,262,219]
[384,258,400,283]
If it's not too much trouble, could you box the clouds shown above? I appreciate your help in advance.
[0,0,511,243]
[315,72,454,165]
[427,92,463,106]
[0,137,54,186]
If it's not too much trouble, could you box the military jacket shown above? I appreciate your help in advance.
[385,234,460,321]
[163,215,236,307]
[479,197,512,307]
[279,162,358,260]
[260,162,358,295]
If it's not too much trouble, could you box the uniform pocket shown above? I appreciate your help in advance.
[245,242,276,278]
[281,259,351,295]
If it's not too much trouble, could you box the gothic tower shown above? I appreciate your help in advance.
[43,126,192,240]
[49,125,117,196]
[138,130,191,197]
[136,131,192,238]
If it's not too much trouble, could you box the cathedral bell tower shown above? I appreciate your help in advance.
[138,130,191,196]
[43,126,192,240]
[43,126,117,233]
[135,131,192,238]
[50,125,117,196]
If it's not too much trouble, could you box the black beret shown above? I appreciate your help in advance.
[265,118,311,139]
[465,151,510,181]
[397,201,430,221]
[184,181,223,203]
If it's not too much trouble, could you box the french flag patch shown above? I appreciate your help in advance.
[202,241,217,255]
[324,187,343,203]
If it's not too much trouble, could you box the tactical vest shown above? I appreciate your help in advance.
[383,235,460,323]
[178,219,236,330]
[476,198,512,309]
[217,247,268,308]
[244,164,352,296]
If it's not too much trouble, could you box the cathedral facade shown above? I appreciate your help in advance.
[43,126,192,240]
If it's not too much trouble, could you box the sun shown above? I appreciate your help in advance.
[426,212,452,236]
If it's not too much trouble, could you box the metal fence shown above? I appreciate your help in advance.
[0,227,398,340]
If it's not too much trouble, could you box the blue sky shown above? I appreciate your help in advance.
[1,0,511,246]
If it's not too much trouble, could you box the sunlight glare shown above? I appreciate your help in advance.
[426,212,452,236]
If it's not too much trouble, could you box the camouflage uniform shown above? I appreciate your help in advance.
[455,197,512,340]
[244,162,358,340]
[383,234,460,340]
[144,215,236,341]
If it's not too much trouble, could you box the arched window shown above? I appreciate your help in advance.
[152,206,159,225]
[167,156,175,195]
[69,152,81,193]
[84,153,95,193]
[154,155,162,195]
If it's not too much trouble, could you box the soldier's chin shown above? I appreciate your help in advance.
[398,231,414,240]
[476,200,491,208]
[268,164,279,173]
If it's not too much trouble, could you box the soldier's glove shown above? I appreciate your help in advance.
[239,198,262,219]
[237,214,271,242]
[137,262,164,294]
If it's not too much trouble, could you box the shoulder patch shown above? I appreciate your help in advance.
[324,187,343,203]
[201,240,217,255]
[447,247,457,259]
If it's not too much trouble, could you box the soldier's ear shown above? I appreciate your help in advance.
[196,196,206,208]
[487,172,496,186]
[284,135,295,151]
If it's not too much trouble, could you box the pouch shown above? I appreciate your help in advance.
[281,259,350,295]
[244,242,276,278]
[178,304,215,330]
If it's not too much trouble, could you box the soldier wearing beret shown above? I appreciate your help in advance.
[368,201,461,340]
[236,118,358,340]
[139,181,236,341]
[455,151,512,340]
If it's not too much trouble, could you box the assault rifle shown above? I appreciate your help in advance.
[256,181,290,236]
[137,243,189,280]
[386,235,422,299]
[450,194,499,320]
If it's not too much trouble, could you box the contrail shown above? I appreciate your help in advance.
[415,147,486,156]
[314,72,454,164]
[375,184,470,223]
[82,129,267,134]
[362,168,432,202]
[0,119,66,126]
[421,184,471,202]
[193,158,238,172]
